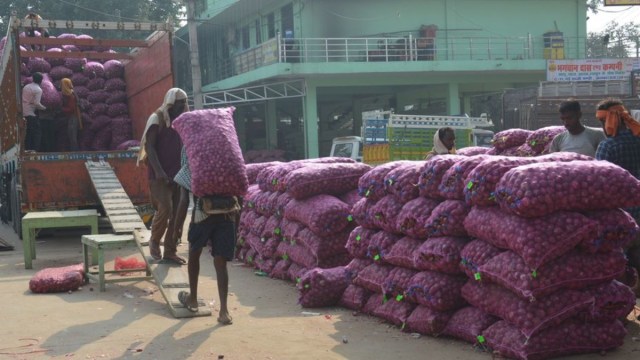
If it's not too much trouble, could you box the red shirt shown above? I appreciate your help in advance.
[62,93,77,115]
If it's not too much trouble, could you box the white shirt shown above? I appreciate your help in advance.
[548,127,605,157]
[21,83,46,117]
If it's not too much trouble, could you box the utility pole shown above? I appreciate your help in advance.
[186,0,203,109]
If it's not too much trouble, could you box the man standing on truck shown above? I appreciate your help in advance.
[595,97,640,294]
[173,148,238,324]
[425,127,456,160]
[548,99,604,157]
[138,88,189,265]
[21,72,46,152]
[61,78,82,151]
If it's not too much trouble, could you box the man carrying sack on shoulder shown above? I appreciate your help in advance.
[174,148,239,324]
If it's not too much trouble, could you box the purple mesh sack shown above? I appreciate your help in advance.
[424,200,470,237]
[456,146,491,156]
[384,236,423,269]
[110,117,132,150]
[339,189,361,207]
[281,218,305,243]
[339,284,372,310]
[351,197,377,229]
[75,86,90,99]
[40,78,62,109]
[496,160,640,217]
[442,306,498,344]
[27,57,51,73]
[272,191,292,218]
[75,34,94,51]
[372,298,416,327]
[105,90,127,105]
[418,155,466,199]
[463,156,535,206]
[354,263,394,293]
[287,263,309,283]
[382,267,418,297]
[526,126,565,153]
[396,197,440,239]
[288,243,348,269]
[87,90,110,104]
[581,209,639,253]
[104,78,126,92]
[246,162,281,185]
[345,258,373,281]
[464,207,598,270]
[268,158,356,192]
[491,129,533,151]
[65,57,87,72]
[484,319,626,360]
[405,305,454,336]
[462,281,594,338]
[49,65,73,80]
[91,126,112,151]
[283,162,371,200]
[86,77,105,91]
[104,60,125,79]
[89,115,111,131]
[255,256,276,274]
[83,61,105,78]
[367,231,401,263]
[346,226,378,259]
[172,108,248,197]
[460,239,504,279]
[261,216,282,240]
[284,195,351,236]
[358,161,413,200]
[70,72,89,87]
[580,280,636,323]
[480,249,627,301]
[371,195,404,234]
[383,162,424,203]
[363,293,385,315]
[438,155,490,200]
[250,216,268,237]
[297,266,350,308]
[269,259,292,280]
[45,48,65,67]
[405,271,467,311]
[296,227,350,261]
[413,236,469,274]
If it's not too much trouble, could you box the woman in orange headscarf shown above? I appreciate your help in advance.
[61,78,82,151]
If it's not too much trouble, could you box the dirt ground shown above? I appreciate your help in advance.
[1,222,639,360]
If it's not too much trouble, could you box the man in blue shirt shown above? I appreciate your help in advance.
[595,98,640,293]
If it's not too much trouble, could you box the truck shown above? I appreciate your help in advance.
[330,111,495,164]
[0,16,175,237]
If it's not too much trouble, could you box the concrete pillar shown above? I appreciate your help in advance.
[448,83,460,115]
[265,101,278,149]
[463,95,472,116]
[303,85,319,158]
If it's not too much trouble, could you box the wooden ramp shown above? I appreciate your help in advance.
[133,229,211,318]
[85,160,147,234]
[86,160,210,318]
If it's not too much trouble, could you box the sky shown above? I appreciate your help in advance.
[587,4,640,33]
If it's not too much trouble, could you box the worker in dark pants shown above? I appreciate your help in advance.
[21,72,46,152]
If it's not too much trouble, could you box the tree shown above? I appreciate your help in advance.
[587,21,640,58]
[0,0,184,38]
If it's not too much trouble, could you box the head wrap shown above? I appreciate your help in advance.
[61,78,73,96]
[431,129,456,155]
[137,88,189,165]
[596,105,640,137]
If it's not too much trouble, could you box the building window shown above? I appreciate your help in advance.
[281,4,293,36]
[255,19,262,44]
[267,12,275,39]
[242,26,250,49]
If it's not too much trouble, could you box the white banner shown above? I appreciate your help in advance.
[547,58,640,82]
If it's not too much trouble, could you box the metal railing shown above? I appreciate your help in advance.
[212,35,588,81]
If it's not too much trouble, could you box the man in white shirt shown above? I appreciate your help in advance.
[548,99,604,157]
[21,72,46,151]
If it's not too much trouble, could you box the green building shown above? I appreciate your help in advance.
[174,0,587,160]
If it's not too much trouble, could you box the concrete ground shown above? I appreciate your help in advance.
[0,222,639,360]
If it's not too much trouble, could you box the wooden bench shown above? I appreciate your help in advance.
[82,234,152,292]
[22,210,99,269]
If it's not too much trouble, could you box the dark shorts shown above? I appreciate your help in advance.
[188,214,236,261]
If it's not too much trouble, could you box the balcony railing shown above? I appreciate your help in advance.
[211,35,587,82]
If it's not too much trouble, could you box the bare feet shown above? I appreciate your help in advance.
[217,310,233,325]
